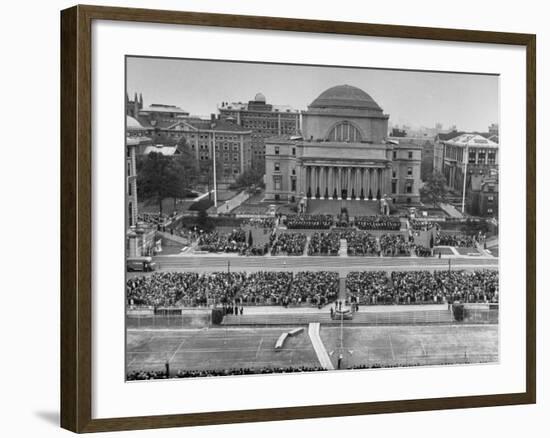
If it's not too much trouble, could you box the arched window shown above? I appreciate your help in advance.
[327,121,362,142]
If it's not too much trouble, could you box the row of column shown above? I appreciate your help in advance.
[304,165,390,200]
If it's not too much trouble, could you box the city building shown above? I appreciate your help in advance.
[125,116,155,257]
[218,93,300,169]
[468,173,499,217]
[388,135,435,181]
[138,114,253,185]
[442,133,498,193]
[265,85,422,204]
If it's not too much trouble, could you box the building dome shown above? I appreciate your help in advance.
[309,85,382,111]
[254,92,266,103]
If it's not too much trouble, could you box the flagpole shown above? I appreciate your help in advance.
[212,130,218,207]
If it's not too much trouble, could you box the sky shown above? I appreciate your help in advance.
[126,56,499,132]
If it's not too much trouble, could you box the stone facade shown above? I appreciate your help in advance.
[265,85,422,204]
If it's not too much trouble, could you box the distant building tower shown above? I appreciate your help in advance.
[126,92,144,118]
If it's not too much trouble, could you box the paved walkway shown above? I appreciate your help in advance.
[308,322,334,370]
[440,203,463,218]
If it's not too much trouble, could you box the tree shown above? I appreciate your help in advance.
[420,171,448,207]
[232,166,264,190]
[137,139,199,216]
[137,152,174,216]
[196,208,213,232]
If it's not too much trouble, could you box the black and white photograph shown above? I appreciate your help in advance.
[125,57,500,381]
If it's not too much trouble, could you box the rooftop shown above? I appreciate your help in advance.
[444,133,498,149]
[309,85,383,112]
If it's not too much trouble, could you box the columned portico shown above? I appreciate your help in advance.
[303,164,390,200]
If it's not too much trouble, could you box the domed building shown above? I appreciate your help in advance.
[265,85,421,207]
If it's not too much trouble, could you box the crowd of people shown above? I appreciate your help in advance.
[379,233,412,256]
[354,215,401,231]
[346,231,379,256]
[346,271,390,304]
[127,268,498,308]
[271,232,307,256]
[284,214,333,229]
[346,269,498,305]
[235,271,293,304]
[127,271,341,307]
[414,245,433,257]
[391,270,499,304]
[435,232,478,247]
[197,229,247,253]
[126,366,328,380]
[307,232,341,255]
[127,272,200,306]
[242,217,276,229]
[409,219,437,231]
[288,271,339,306]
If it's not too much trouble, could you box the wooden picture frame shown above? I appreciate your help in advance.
[60,4,536,433]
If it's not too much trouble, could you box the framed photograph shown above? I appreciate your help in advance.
[60,4,536,433]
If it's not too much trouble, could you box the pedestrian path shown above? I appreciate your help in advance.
[308,322,334,370]
[338,239,348,257]
[338,276,347,301]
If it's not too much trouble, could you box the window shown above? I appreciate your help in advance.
[392,170,396,178]
[292,147,296,156]
[274,162,280,172]
[406,182,412,193]
[469,151,477,164]
[327,121,362,142]
[292,169,296,175]
[392,151,397,160]
[487,208,493,214]
[291,178,296,191]
[408,151,413,159]
[477,150,486,164]
[488,196,494,202]
[487,151,496,165]
[391,181,397,194]
[274,177,281,190]
[274,146,280,155]
[407,167,413,177]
